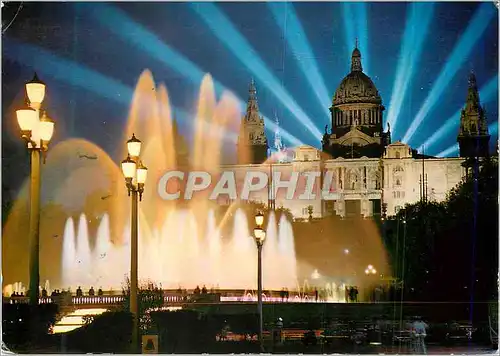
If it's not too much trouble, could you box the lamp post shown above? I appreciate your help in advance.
[15,73,55,306]
[253,211,266,352]
[121,134,148,353]
[364,265,377,302]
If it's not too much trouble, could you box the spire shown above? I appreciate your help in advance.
[274,110,283,152]
[249,78,256,100]
[458,72,490,158]
[238,80,268,164]
[351,44,363,72]
[465,70,481,112]
[468,70,477,90]
[246,78,259,116]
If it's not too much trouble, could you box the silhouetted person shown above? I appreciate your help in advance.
[345,286,350,303]
[353,287,359,302]
[41,288,48,298]
[349,287,355,302]
[285,288,289,300]
[280,288,285,302]
[89,287,95,296]
[194,286,201,295]
[202,285,207,294]
[76,286,83,297]
[98,288,103,296]
[315,288,319,302]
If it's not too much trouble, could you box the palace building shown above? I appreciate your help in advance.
[233,46,490,219]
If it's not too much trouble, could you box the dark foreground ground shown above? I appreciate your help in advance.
[4,301,498,354]
[16,338,499,354]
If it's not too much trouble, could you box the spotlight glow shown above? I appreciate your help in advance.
[436,122,498,157]
[420,75,498,154]
[386,3,435,134]
[342,2,369,74]
[403,3,496,144]
[78,3,224,94]
[78,3,303,148]
[3,39,240,145]
[191,3,322,139]
[268,2,331,120]
[3,39,133,105]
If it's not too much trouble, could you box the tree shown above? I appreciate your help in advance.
[390,158,498,302]
[389,201,446,301]
[120,278,165,334]
[437,157,498,301]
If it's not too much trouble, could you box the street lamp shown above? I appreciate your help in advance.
[15,73,55,306]
[253,211,266,352]
[121,134,148,353]
[365,265,377,275]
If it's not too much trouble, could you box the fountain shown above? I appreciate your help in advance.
[49,70,297,290]
[2,69,389,298]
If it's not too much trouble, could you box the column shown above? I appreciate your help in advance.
[336,200,346,218]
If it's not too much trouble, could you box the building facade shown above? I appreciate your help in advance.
[234,46,489,219]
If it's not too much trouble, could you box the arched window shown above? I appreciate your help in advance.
[395,151,401,159]
[396,178,401,186]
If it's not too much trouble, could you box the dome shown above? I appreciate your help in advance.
[333,71,382,105]
[333,47,382,106]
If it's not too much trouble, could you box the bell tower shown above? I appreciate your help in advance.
[237,79,268,164]
[457,72,490,158]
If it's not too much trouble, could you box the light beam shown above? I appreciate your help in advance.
[268,2,331,120]
[386,3,435,135]
[419,75,498,153]
[342,2,369,74]
[436,123,498,157]
[403,3,496,144]
[78,3,303,147]
[191,3,322,139]
[2,39,239,144]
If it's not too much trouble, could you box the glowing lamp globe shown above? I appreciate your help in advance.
[254,227,266,243]
[16,107,38,132]
[39,112,55,142]
[136,164,148,184]
[127,134,141,157]
[255,212,264,227]
[121,155,136,179]
[26,73,46,106]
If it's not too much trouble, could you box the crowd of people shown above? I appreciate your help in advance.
[75,286,104,297]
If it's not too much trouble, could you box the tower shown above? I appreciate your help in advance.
[273,112,287,162]
[323,44,389,158]
[457,72,490,158]
[237,80,268,164]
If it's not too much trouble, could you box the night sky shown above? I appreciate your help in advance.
[2,2,498,162]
